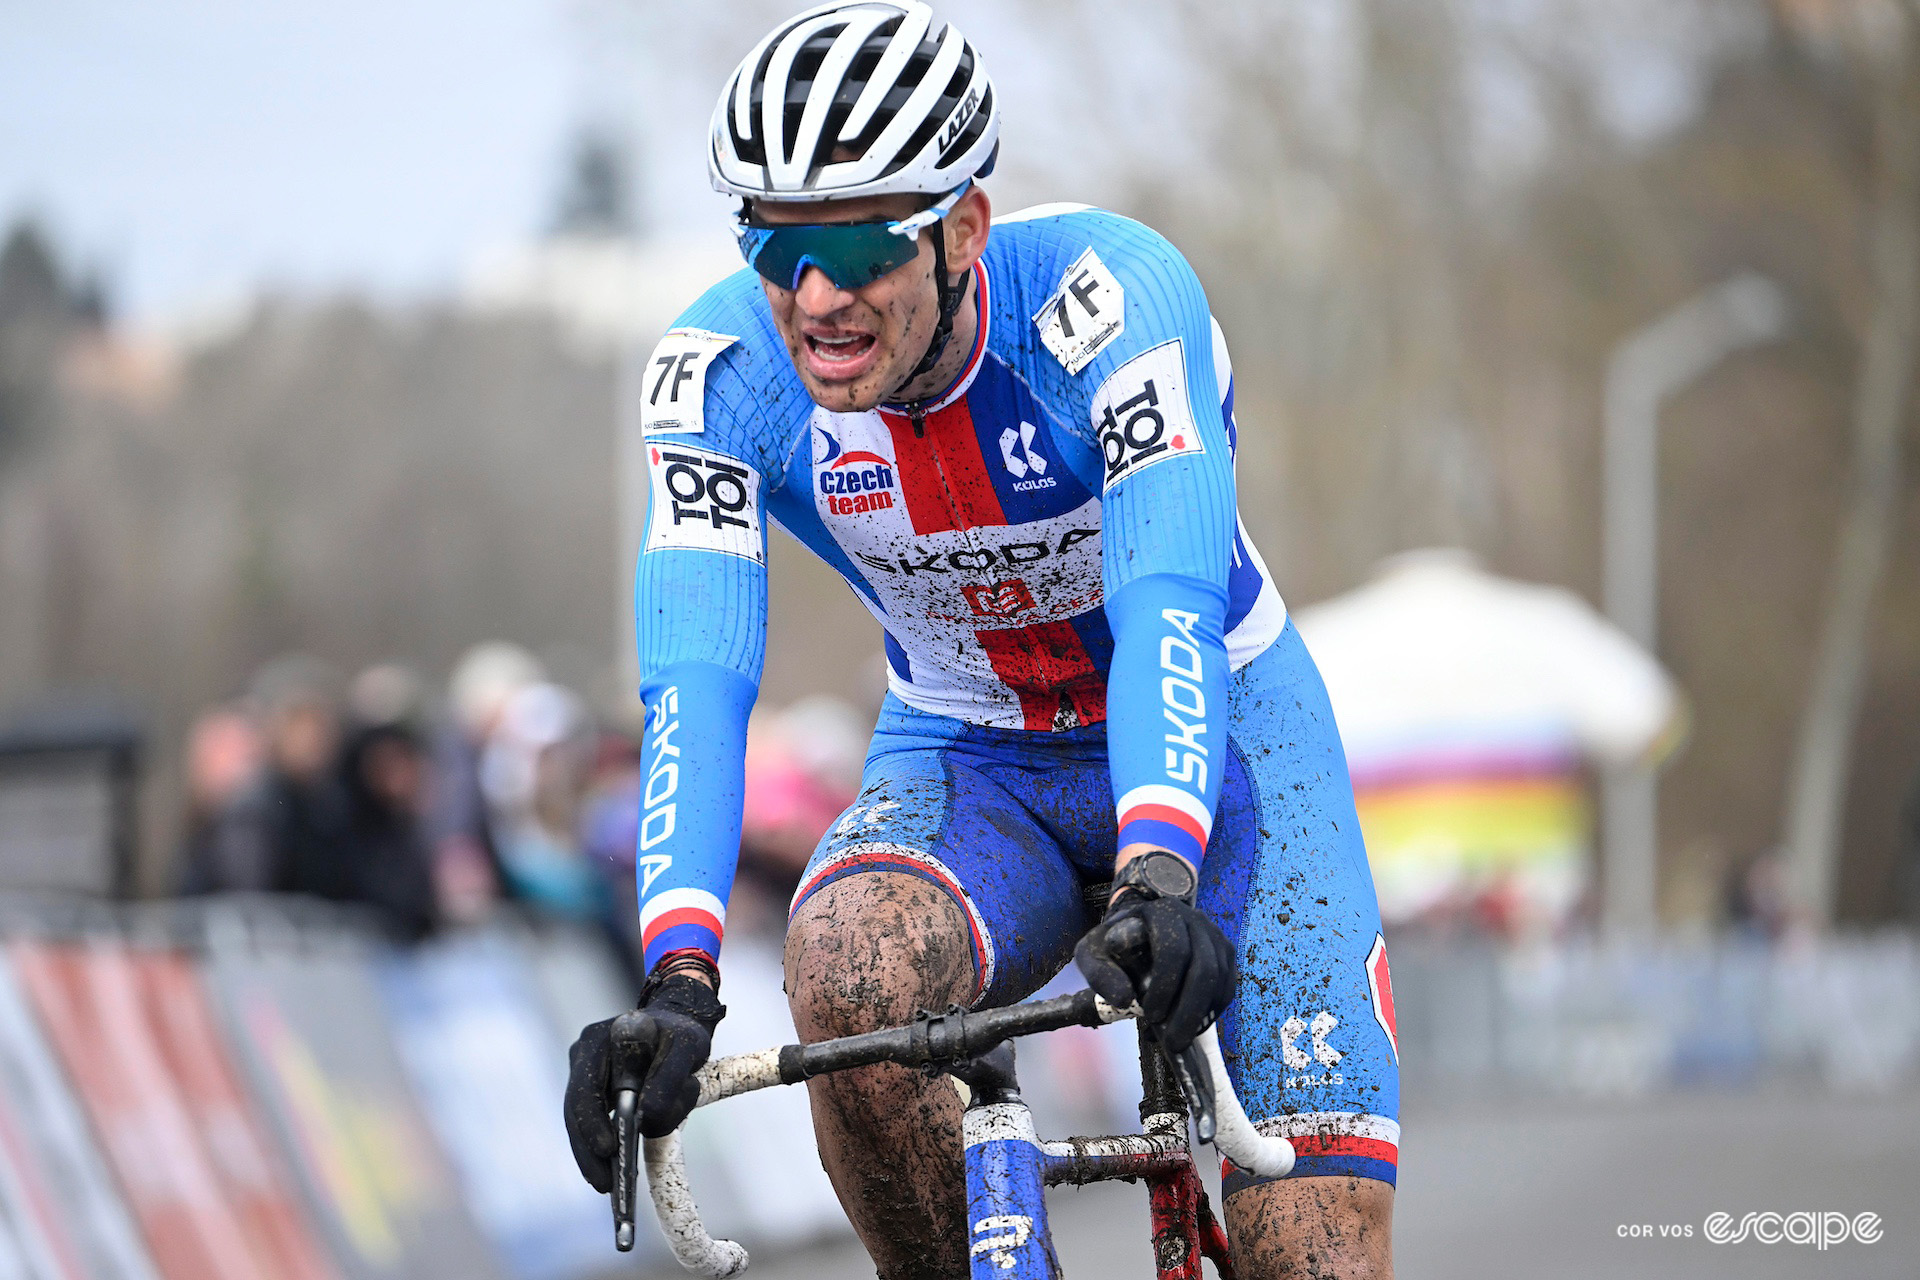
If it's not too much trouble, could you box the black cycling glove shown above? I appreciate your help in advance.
[1076,893,1236,1055]
[564,969,726,1193]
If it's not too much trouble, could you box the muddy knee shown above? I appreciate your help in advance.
[786,867,978,1040]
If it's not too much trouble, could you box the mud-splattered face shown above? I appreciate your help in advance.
[754,188,990,412]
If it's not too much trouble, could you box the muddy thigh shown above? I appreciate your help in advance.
[784,870,978,1280]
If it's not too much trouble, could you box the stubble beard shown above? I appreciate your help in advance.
[785,280,936,414]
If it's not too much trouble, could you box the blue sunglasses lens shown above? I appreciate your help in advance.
[735,220,923,290]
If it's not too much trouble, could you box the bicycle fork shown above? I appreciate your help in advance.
[1137,1035,1235,1280]
[957,1044,1063,1278]
[953,1032,1234,1280]
[964,1101,1064,1278]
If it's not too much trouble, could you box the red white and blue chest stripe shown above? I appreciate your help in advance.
[805,265,1123,731]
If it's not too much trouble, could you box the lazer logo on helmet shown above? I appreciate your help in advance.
[1092,339,1204,491]
[938,86,982,153]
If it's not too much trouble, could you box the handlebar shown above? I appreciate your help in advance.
[616,989,1294,1274]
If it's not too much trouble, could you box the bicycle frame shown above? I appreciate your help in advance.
[619,988,1291,1279]
[959,1025,1234,1279]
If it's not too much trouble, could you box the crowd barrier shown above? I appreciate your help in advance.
[0,896,1165,1280]
[0,898,713,1280]
[1391,932,1920,1097]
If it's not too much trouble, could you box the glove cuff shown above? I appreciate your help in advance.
[642,971,727,1035]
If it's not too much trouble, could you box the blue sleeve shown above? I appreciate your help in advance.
[1075,220,1236,868]
[635,662,754,971]
[1106,575,1228,867]
[631,272,800,972]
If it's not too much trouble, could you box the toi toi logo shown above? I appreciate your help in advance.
[1703,1211,1883,1249]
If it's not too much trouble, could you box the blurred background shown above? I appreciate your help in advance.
[0,0,1917,1277]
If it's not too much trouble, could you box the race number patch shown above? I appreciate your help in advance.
[1033,248,1124,374]
[1090,338,1204,491]
[640,328,739,435]
[644,443,764,562]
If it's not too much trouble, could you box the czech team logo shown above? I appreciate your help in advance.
[816,426,898,515]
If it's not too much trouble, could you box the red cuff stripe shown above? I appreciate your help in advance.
[1117,803,1207,850]
[641,907,724,952]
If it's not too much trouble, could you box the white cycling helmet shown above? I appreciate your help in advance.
[709,1,1000,203]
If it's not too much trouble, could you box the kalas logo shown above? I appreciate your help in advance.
[999,422,1057,493]
[816,427,897,515]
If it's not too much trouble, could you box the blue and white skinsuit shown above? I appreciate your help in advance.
[633,203,1400,1191]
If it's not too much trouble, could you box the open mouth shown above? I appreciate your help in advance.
[806,333,877,366]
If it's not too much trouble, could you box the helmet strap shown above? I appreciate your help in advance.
[892,228,968,404]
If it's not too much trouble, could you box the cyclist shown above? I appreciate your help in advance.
[565,4,1399,1275]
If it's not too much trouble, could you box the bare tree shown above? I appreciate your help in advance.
[1779,0,1920,923]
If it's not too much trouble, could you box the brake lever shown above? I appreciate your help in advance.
[1170,1041,1217,1144]
[1104,915,1218,1142]
[612,1084,641,1251]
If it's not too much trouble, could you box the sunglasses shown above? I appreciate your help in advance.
[734,183,969,291]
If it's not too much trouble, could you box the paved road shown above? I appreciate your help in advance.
[643,1085,1919,1278]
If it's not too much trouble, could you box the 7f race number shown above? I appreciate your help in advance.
[640,328,738,435]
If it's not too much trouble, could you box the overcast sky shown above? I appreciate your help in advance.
[0,0,593,324]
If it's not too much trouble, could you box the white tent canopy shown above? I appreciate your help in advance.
[1294,549,1680,774]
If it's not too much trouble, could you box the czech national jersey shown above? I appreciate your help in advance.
[631,204,1287,971]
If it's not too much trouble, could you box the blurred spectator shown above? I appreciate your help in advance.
[349,661,426,729]
[481,681,606,921]
[580,732,641,889]
[1726,847,1793,943]
[174,703,262,887]
[732,695,867,935]
[579,729,645,986]
[427,642,543,924]
[334,718,437,940]
[181,654,348,895]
